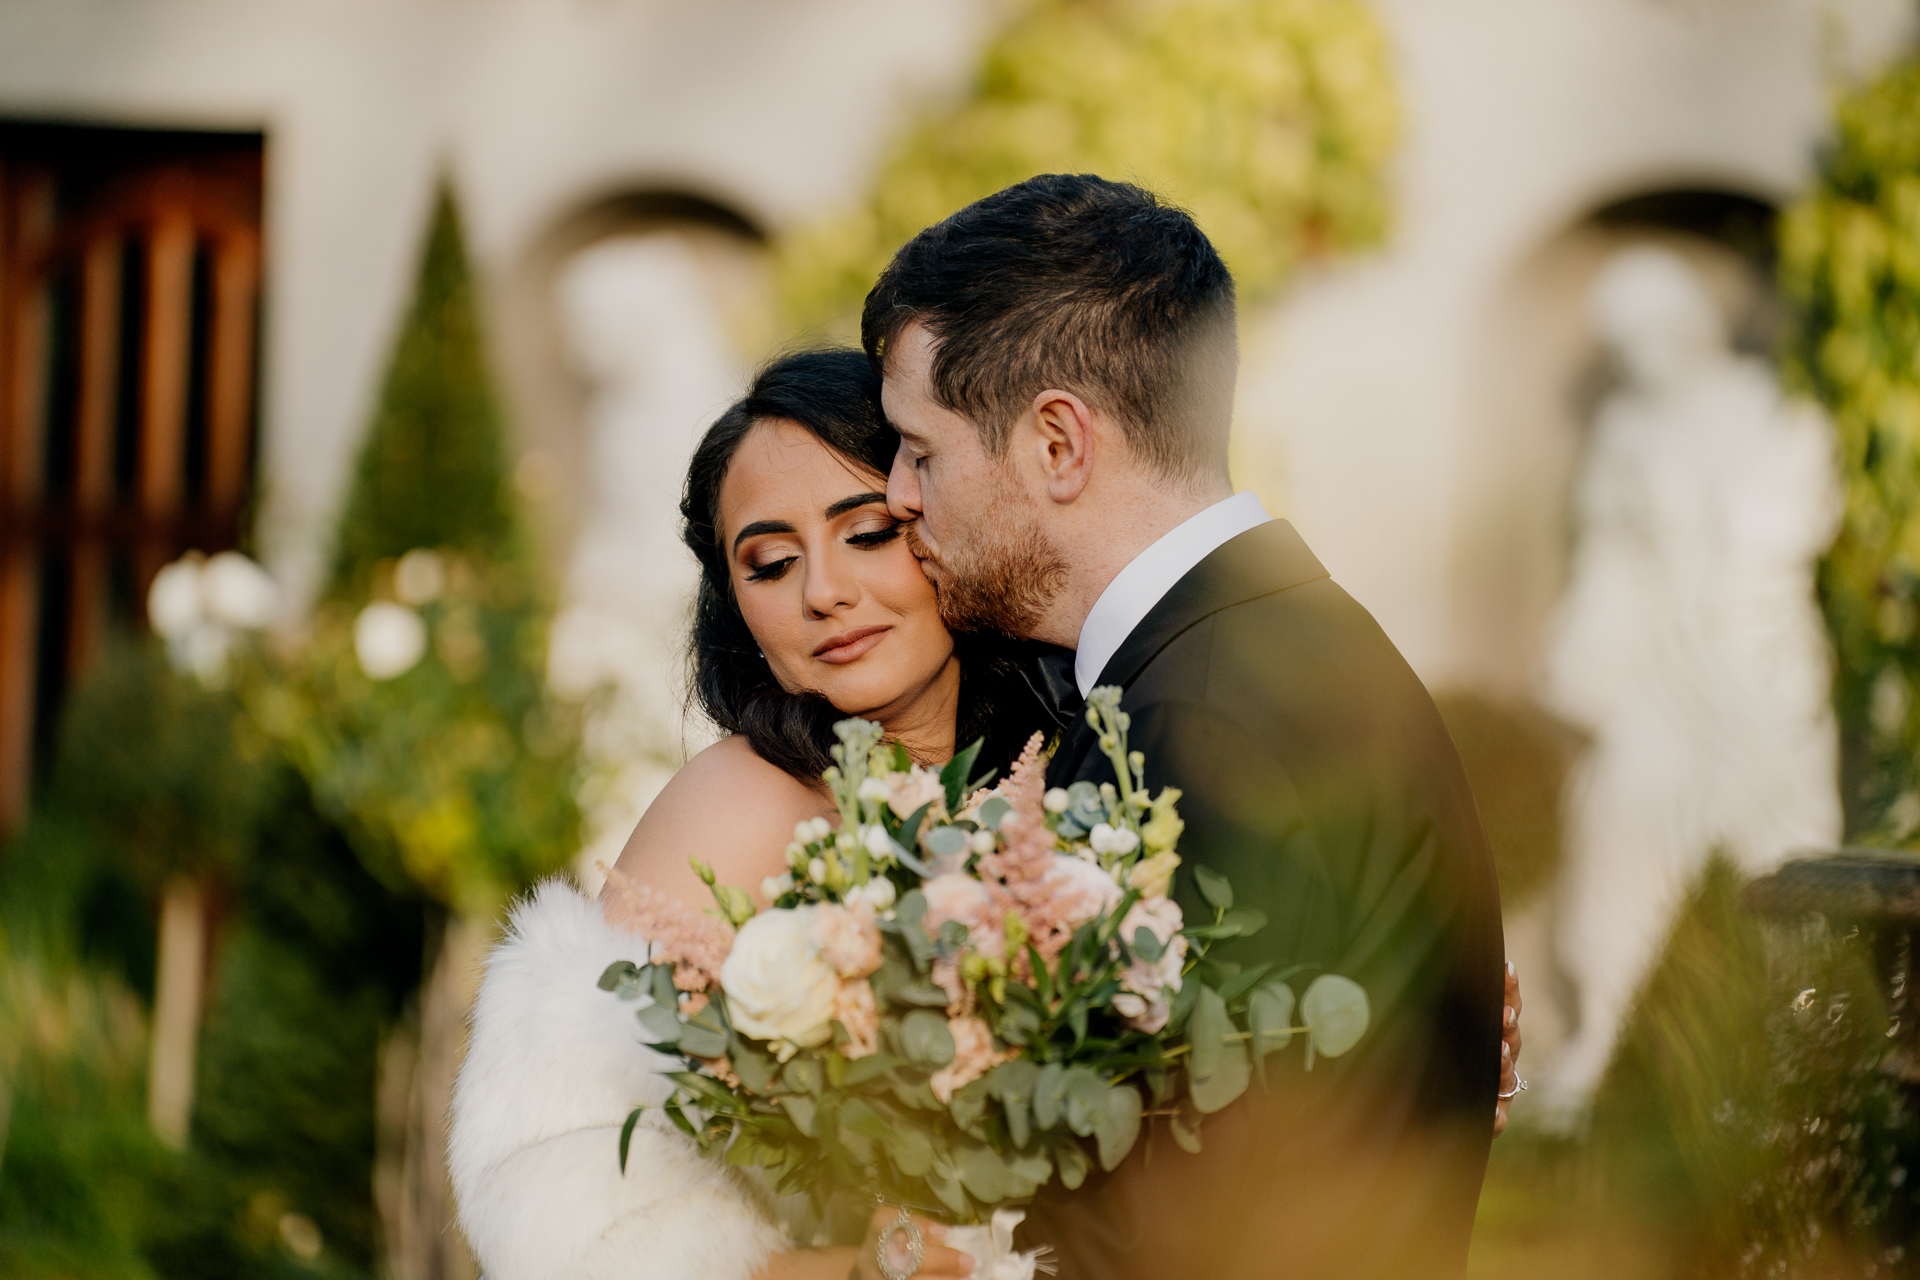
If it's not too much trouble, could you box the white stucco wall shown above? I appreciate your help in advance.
[0,0,988,608]
[1238,0,1912,683]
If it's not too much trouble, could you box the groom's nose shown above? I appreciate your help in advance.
[887,441,922,522]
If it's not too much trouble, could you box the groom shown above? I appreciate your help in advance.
[868,175,1504,1280]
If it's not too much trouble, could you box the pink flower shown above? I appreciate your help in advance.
[929,1016,1009,1103]
[1113,896,1187,1033]
[1040,854,1124,929]
[921,873,1003,959]
[833,979,880,1059]
[598,862,733,994]
[810,902,882,978]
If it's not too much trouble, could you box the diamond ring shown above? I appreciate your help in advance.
[876,1206,926,1280]
[1498,1076,1528,1101]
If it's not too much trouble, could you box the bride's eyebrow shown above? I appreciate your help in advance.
[731,519,795,552]
[824,491,889,519]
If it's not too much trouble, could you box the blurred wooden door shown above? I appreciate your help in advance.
[0,123,264,831]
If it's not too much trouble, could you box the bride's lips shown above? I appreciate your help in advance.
[812,624,891,664]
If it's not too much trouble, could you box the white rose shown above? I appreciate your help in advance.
[354,602,427,680]
[1042,853,1124,928]
[1089,823,1140,857]
[862,824,893,857]
[720,908,841,1055]
[857,777,892,805]
[886,767,947,820]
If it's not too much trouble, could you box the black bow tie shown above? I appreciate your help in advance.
[1023,649,1083,729]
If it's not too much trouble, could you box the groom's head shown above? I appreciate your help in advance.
[866,174,1238,644]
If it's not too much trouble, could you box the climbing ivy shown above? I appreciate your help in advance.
[775,0,1400,331]
[1779,53,1920,835]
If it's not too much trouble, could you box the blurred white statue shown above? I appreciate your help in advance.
[549,234,743,886]
[1537,245,1842,1120]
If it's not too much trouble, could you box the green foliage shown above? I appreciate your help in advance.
[48,637,276,888]
[774,0,1400,331]
[1779,53,1920,834]
[327,186,523,601]
[1473,858,1920,1277]
[260,184,582,912]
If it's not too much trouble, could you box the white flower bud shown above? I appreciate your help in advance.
[812,817,834,842]
[862,824,893,857]
[760,872,795,901]
[969,829,997,855]
[857,777,891,804]
[793,820,816,844]
[785,842,807,869]
[1043,788,1071,814]
[860,876,898,911]
[808,857,827,883]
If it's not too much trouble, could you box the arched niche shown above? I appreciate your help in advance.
[1445,186,1781,703]
[494,188,775,886]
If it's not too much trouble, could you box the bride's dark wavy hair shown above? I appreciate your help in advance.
[681,348,1049,782]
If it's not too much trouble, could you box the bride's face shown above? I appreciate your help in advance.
[719,418,959,732]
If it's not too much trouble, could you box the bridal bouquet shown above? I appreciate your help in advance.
[597,688,1370,1224]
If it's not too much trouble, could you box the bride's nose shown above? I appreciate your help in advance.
[802,556,859,620]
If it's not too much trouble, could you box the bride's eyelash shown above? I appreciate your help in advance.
[745,557,796,583]
[847,526,901,549]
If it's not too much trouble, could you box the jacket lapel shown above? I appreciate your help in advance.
[1046,519,1329,785]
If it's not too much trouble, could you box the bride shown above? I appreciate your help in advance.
[449,349,1525,1280]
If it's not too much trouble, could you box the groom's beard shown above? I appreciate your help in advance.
[907,507,1067,638]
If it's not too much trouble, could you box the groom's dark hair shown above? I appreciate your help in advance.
[862,174,1237,482]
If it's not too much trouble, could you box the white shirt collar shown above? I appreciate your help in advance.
[1073,492,1272,696]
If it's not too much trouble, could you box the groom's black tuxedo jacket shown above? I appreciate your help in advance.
[1021,519,1503,1280]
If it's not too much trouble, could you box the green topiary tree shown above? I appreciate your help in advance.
[254,186,581,915]
[774,0,1400,333]
[1779,53,1920,837]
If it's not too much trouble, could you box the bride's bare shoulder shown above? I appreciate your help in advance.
[610,736,829,909]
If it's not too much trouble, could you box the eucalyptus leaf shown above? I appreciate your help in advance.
[598,960,644,999]
[956,1142,1012,1202]
[634,1001,682,1044]
[775,1097,814,1136]
[1188,985,1228,1080]
[1190,1042,1251,1114]
[1249,982,1297,1061]
[1063,1069,1109,1137]
[976,795,1013,832]
[988,1059,1039,1148]
[949,1076,992,1133]
[1096,1084,1144,1170]
[1169,1104,1204,1154]
[1217,962,1275,1004]
[1132,927,1164,963]
[842,1053,904,1086]
[678,1005,729,1059]
[1194,864,1234,911]
[731,1043,777,1093]
[784,1058,824,1095]
[896,890,928,926]
[1054,1136,1091,1189]
[1033,1062,1067,1131]
[839,1098,892,1143]
[927,1169,969,1218]
[889,1123,934,1177]
[1166,974,1203,1034]
[649,963,678,1009]
[1301,974,1371,1062]
[998,1001,1041,1046]
[1219,905,1268,938]
[1065,781,1104,828]
[901,1009,956,1067]
[925,825,969,860]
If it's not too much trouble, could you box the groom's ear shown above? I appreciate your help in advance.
[1028,388,1098,505]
